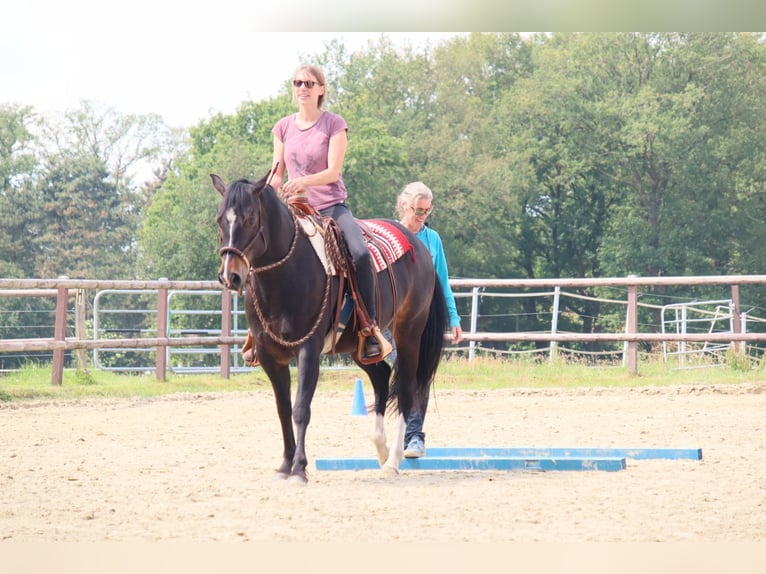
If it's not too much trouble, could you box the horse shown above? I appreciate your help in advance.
[212,172,448,484]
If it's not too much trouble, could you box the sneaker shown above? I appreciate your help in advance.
[404,437,426,458]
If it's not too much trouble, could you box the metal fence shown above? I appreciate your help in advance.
[3,274,766,384]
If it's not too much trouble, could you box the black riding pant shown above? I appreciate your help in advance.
[320,203,376,323]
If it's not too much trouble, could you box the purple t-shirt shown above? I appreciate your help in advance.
[272,111,348,211]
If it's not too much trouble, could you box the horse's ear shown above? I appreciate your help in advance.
[255,172,272,192]
[211,174,227,196]
[266,164,277,185]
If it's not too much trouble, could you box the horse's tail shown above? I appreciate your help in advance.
[389,278,448,415]
[416,279,448,398]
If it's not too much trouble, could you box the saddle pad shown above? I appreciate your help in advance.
[362,219,415,272]
[296,216,334,274]
[297,216,414,273]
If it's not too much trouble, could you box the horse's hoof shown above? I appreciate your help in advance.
[273,471,289,481]
[287,474,308,486]
[380,465,400,478]
[371,440,389,465]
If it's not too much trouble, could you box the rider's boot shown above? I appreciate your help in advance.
[359,324,393,364]
[241,330,259,367]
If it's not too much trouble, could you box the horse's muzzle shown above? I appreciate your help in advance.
[219,259,247,294]
[218,246,251,293]
[219,266,243,292]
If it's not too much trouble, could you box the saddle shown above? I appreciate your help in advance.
[288,197,413,360]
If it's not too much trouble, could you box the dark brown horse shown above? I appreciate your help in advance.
[212,172,447,483]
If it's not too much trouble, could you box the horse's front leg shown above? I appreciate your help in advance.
[288,346,322,484]
[264,363,295,480]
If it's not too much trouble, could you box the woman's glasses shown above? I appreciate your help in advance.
[293,80,320,88]
[410,206,433,217]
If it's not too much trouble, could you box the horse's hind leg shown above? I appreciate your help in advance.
[379,413,406,477]
[359,361,391,465]
[360,359,407,476]
[371,413,388,465]
[379,335,422,476]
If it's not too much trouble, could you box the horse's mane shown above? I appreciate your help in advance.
[218,174,271,219]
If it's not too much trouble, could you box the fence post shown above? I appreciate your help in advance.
[731,284,743,354]
[549,285,560,362]
[220,290,231,379]
[156,279,168,381]
[74,288,88,371]
[51,276,69,385]
[626,281,638,375]
[680,305,687,368]
[468,287,480,362]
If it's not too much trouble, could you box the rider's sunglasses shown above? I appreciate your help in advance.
[410,206,433,217]
[293,80,320,88]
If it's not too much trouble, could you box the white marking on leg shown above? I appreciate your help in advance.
[381,413,406,477]
[371,413,388,465]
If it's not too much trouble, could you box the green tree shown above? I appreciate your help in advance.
[332,33,534,278]
[34,154,137,279]
[479,33,625,344]
[19,100,180,279]
[39,100,171,191]
[137,97,294,280]
[0,104,37,188]
[0,104,39,277]
[499,33,631,281]
[419,33,533,280]
[0,105,51,366]
[596,33,766,280]
[341,115,408,219]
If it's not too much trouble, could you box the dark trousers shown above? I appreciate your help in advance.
[404,393,428,445]
[320,203,376,322]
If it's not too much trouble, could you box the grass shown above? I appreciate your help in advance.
[1,354,765,403]
[435,354,766,389]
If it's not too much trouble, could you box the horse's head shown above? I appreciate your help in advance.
[212,173,270,293]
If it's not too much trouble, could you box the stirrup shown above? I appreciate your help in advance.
[357,325,393,365]
[241,330,260,367]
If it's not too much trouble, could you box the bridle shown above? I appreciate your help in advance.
[218,204,296,277]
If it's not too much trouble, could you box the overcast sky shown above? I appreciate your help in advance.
[1,3,465,127]
[6,0,742,128]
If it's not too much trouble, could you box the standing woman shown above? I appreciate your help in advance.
[396,181,463,458]
[268,64,391,363]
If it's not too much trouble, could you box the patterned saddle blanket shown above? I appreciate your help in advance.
[296,215,415,275]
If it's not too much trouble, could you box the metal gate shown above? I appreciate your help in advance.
[660,299,735,368]
[93,289,251,373]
